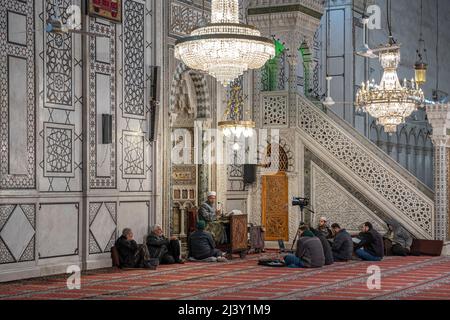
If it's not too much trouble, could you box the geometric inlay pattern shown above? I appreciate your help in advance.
[89,202,116,254]
[169,1,209,36]
[123,132,145,177]
[45,0,73,109]
[44,123,74,177]
[262,95,288,127]
[88,20,116,189]
[0,0,36,189]
[297,95,434,237]
[123,0,145,118]
[0,204,35,264]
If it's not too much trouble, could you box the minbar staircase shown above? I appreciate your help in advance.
[263,91,435,239]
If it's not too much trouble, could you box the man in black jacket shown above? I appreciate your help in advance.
[355,222,384,261]
[115,228,147,268]
[188,220,226,261]
[311,227,334,266]
[146,225,184,264]
[330,223,353,262]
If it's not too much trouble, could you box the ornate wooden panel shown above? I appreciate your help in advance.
[230,214,248,252]
[262,172,289,241]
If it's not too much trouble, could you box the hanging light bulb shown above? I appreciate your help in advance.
[414,0,428,86]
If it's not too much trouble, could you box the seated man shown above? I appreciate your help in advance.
[198,191,227,244]
[188,221,227,262]
[330,223,353,262]
[284,225,325,268]
[146,224,184,264]
[115,228,149,268]
[310,226,334,266]
[355,222,384,261]
[385,218,412,256]
[317,217,333,239]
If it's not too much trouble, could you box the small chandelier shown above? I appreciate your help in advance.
[356,41,424,133]
[174,0,275,86]
[218,79,255,142]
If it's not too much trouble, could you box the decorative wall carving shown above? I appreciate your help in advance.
[122,132,145,178]
[44,123,74,177]
[297,95,434,237]
[311,163,387,232]
[0,204,35,264]
[44,0,73,109]
[89,202,117,254]
[262,94,288,127]
[123,0,145,118]
[169,1,209,37]
[0,0,36,189]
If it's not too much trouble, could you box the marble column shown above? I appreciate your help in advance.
[195,118,212,204]
[288,54,299,127]
[426,103,450,241]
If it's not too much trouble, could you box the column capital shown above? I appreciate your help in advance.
[426,103,450,137]
[431,135,449,147]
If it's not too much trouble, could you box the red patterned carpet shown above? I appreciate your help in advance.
[1,254,450,300]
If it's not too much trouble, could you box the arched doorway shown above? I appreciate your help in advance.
[168,63,211,238]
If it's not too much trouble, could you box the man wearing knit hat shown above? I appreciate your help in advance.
[188,220,227,262]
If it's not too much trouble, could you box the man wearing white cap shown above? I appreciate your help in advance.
[198,191,227,244]
[317,217,333,239]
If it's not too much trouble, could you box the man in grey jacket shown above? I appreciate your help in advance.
[284,225,325,268]
[331,223,354,262]
[188,220,225,261]
[386,218,413,256]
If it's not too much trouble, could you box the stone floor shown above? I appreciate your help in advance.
[1,254,450,300]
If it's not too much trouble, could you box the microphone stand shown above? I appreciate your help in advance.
[290,206,316,251]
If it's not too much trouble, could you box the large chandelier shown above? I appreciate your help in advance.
[174,0,275,86]
[356,43,424,133]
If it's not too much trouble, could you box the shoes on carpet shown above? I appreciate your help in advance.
[217,256,228,263]
[176,259,185,264]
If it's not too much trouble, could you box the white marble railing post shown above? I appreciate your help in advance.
[426,103,450,241]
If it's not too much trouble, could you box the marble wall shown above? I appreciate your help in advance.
[0,0,156,282]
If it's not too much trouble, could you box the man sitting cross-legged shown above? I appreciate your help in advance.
[355,222,384,261]
[330,223,354,262]
[146,224,184,265]
[284,225,325,268]
[188,220,228,262]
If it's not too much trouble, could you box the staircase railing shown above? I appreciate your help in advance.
[294,94,434,239]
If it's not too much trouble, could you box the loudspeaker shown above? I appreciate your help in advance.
[148,66,160,142]
[243,164,257,184]
[102,114,112,144]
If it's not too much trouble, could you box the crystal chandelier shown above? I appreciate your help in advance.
[219,79,255,143]
[174,0,275,86]
[356,43,424,133]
